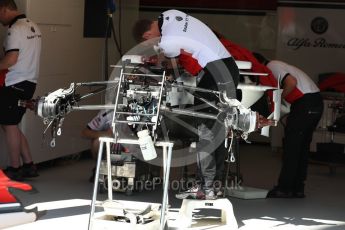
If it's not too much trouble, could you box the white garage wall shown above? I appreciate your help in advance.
[0,0,140,167]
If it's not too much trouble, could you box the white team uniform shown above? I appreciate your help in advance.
[87,110,113,131]
[267,60,319,104]
[3,15,41,86]
[158,10,231,68]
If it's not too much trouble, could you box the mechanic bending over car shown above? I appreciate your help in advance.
[253,52,323,198]
[133,9,240,200]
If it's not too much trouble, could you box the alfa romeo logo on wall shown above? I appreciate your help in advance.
[311,17,328,34]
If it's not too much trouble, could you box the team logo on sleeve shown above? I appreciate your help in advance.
[175,16,183,21]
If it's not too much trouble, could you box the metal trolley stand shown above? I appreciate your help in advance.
[88,137,173,230]
[88,66,173,230]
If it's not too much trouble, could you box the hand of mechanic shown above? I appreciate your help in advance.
[17,99,36,111]
[256,113,276,129]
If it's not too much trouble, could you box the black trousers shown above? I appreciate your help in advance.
[195,57,239,189]
[278,92,323,192]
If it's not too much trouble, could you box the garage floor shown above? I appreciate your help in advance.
[4,143,345,230]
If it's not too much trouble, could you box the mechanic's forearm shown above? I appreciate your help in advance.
[0,51,18,70]
[281,75,297,99]
[281,86,295,99]
[0,59,11,70]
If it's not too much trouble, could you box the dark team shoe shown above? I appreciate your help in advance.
[293,191,306,198]
[4,166,24,181]
[266,186,293,198]
[21,162,39,178]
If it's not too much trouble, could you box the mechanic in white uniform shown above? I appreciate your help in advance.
[133,9,240,199]
[82,110,115,159]
[81,110,127,182]
[0,0,41,181]
[253,53,324,198]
